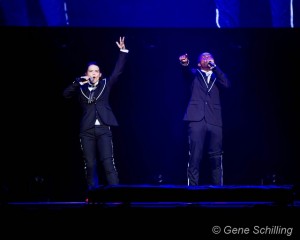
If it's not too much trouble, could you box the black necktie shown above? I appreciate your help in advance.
[88,89,95,103]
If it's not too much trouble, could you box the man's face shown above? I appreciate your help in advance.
[198,53,214,68]
[87,64,102,83]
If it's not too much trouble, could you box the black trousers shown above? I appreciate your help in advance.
[80,125,119,190]
[187,120,223,186]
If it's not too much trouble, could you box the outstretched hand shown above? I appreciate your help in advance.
[179,53,189,66]
[179,53,188,62]
[116,36,126,50]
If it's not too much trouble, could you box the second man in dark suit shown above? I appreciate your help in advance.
[179,52,230,186]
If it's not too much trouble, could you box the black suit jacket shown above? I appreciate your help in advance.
[63,51,128,132]
[182,65,230,127]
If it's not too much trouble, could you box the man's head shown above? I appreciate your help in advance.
[85,61,102,84]
[197,52,215,70]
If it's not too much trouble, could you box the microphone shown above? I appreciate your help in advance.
[208,61,216,68]
[88,77,96,87]
[76,77,87,83]
[75,77,95,85]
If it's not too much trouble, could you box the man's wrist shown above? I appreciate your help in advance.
[180,59,189,66]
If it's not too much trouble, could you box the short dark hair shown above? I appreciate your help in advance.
[86,61,98,70]
[198,52,214,62]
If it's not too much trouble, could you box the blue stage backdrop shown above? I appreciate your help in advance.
[1,0,299,27]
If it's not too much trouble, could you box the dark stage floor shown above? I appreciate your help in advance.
[1,185,300,238]
[1,201,300,238]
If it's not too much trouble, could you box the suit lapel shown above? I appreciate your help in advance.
[197,69,216,93]
[94,78,106,100]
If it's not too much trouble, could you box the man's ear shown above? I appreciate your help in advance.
[198,63,201,67]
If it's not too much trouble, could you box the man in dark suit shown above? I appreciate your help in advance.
[179,52,230,186]
[63,37,128,192]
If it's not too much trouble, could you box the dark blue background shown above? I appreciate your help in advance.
[1,27,299,201]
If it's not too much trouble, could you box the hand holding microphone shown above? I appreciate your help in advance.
[76,76,90,85]
[208,61,216,69]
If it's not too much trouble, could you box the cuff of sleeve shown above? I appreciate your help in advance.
[121,49,129,53]
[180,60,189,66]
